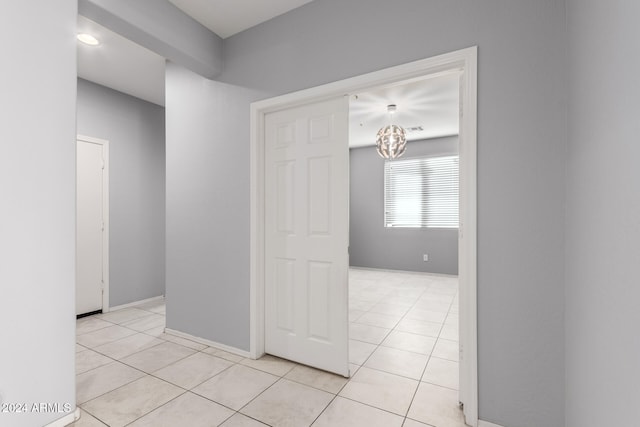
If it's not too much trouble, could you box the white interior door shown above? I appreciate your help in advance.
[76,138,106,315]
[264,97,350,376]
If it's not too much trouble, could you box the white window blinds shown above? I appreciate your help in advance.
[384,155,459,228]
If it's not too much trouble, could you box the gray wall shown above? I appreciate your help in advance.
[350,137,459,274]
[77,78,166,307]
[165,63,267,349]
[0,1,77,426]
[565,1,640,426]
[165,1,568,426]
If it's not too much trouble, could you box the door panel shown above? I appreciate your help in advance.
[308,156,332,235]
[275,257,295,332]
[265,97,350,376]
[76,140,105,315]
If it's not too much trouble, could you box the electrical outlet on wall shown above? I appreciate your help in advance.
[423,254,429,262]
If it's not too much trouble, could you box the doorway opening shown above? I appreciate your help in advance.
[347,69,462,421]
[250,47,477,425]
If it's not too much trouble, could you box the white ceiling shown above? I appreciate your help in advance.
[77,1,315,106]
[77,2,459,143]
[349,73,460,148]
[77,15,166,106]
[167,0,315,39]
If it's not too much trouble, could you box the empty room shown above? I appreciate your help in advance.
[2,1,639,427]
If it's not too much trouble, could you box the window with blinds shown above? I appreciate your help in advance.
[384,155,459,228]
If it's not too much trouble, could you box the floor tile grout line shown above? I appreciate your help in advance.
[233,375,289,419]
[402,281,459,426]
[144,352,238,391]
[78,307,251,391]
[358,361,430,383]
[307,392,341,427]
[78,273,459,426]
[78,336,168,369]
[336,394,417,422]
[402,415,439,427]
[77,370,146,408]
[187,362,296,417]
[77,313,162,338]
[365,274,430,420]
[77,330,245,424]
[114,344,199,377]
[77,337,207,409]
[348,271,459,424]
[230,365,340,425]
[279,368,348,396]
[75,347,148,379]
[80,326,222,366]
[233,412,272,426]
[76,405,109,426]
[187,389,246,416]
[120,389,191,427]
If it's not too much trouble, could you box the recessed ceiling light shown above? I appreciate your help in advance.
[77,33,100,46]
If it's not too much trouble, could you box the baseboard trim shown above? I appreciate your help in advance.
[478,420,506,427]
[109,295,165,312]
[350,266,458,278]
[164,328,252,358]
[45,407,79,427]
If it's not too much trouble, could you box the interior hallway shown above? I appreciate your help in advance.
[73,268,461,427]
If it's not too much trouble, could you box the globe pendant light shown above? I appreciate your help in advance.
[376,104,407,159]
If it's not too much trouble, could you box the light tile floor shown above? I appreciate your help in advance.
[73,268,464,427]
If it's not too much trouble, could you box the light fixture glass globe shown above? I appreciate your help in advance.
[376,124,407,159]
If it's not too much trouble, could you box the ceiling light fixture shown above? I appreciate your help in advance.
[376,104,407,159]
[77,33,100,46]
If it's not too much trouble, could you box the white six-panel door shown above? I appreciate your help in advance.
[264,97,350,376]
[76,138,107,315]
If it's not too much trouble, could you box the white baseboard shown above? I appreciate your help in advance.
[108,295,165,312]
[478,420,506,427]
[350,266,458,278]
[164,328,252,358]
[45,407,79,427]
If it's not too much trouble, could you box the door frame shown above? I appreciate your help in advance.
[77,134,110,314]
[250,46,478,424]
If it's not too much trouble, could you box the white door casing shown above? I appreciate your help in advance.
[457,58,478,426]
[251,47,477,425]
[76,136,109,315]
[264,97,350,377]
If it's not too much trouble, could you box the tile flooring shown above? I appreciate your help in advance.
[73,268,464,427]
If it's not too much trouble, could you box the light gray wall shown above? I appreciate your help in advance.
[221,2,567,426]
[565,1,640,426]
[165,62,267,349]
[77,78,166,307]
[169,1,569,426]
[0,1,77,426]
[350,137,459,274]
